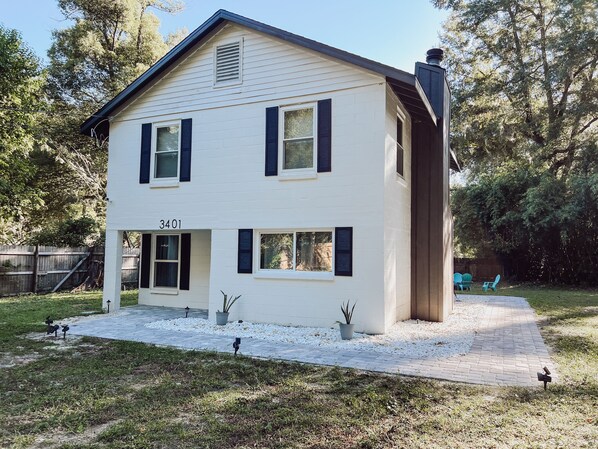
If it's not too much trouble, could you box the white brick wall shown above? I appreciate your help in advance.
[105,24,406,334]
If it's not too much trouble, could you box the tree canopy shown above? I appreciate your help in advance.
[0,26,45,242]
[48,0,184,107]
[437,0,598,284]
[0,0,185,245]
[436,0,597,175]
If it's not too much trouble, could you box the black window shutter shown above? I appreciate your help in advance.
[140,123,152,183]
[265,107,278,176]
[140,233,152,288]
[238,229,253,273]
[180,119,192,182]
[180,233,191,290]
[317,99,332,172]
[335,227,352,276]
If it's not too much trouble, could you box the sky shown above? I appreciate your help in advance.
[0,0,448,73]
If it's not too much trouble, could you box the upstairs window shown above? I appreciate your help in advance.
[214,39,243,86]
[281,104,316,172]
[153,123,180,179]
[396,116,404,178]
[154,234,180,288]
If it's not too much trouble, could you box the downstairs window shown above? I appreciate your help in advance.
[259,231,333,273]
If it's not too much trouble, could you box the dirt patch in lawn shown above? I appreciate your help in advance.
[25,331,84,347]
[0,352,42,368]
[1,333,100,369]
[29,419,122,449]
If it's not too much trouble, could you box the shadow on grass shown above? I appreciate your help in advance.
[2,337,457,448]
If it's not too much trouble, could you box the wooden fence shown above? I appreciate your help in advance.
[0,245,139,297]
[454,256,504,282]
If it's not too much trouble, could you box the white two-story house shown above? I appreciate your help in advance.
[81,10,457,334]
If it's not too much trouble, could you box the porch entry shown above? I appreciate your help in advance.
[103,230,211,311]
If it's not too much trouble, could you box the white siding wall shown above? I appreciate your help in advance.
[106,24,395,333]
[138,230,211,309]
[116,23,383,122]
[383,86,412,331]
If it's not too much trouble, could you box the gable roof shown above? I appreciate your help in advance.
[81,9,437,138]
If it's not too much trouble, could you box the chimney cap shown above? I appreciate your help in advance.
[426,48,444,66]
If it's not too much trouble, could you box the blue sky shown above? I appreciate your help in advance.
[0,0,448,72]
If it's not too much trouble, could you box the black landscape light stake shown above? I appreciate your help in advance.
[537,366,552,390]
[185,306,190,318]
[233,337,241,356]
[45,316,54,334]
[47,324,60,337]
[106,299,111,313]
[62,324,69,339]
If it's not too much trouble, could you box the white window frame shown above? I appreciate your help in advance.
[254,229,334,281]
[213,38,244,88]
[278,103,318,179]
[150,233,181,294]
[150,120,181,187]
[396,112,406,181]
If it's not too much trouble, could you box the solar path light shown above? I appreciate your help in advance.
[233,338,241,356]
[537,366,552,390]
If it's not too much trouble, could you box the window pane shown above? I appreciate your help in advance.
[296,232,333,272]
[397,118,403,147]
[397,144,404,176]
[154,261,178,287]
[157,126,179,153]
[284,139,313,169]
[284,108,313,139]
[156,235,179,260]
[260,233,293,270]
[155,152,178,178]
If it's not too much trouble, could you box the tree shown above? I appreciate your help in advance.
[32,216,100,247]
[0,26,45,243]
[435,0,598,284]
[435,0,597,174]
[48,0,184,107]
[38,0,185,235]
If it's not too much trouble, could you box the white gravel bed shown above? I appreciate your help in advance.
[145,296,489,358]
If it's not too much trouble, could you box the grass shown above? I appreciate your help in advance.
[0,288,596,448]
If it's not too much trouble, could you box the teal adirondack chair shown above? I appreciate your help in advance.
[461,273,473,291]
[454,273,463,290]
[483,274,501,292]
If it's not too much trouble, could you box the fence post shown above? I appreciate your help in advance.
[32,244,39,294]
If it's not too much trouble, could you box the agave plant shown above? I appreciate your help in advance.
[340,300,356,324]
[219,290,242,313]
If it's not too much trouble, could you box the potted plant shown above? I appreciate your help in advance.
[216,290,241,325]
[338,300,356,340]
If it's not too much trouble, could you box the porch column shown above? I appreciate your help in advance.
[103,229,123,312]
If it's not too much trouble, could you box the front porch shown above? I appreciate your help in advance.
[103,229,212,312]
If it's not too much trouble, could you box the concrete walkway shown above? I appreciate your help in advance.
[69,295,554,387]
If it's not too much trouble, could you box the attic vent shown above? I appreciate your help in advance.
[214,40,242,85]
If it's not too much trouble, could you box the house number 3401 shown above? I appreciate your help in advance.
[159,219,182,229]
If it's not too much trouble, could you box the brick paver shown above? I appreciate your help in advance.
[69,295,554,387]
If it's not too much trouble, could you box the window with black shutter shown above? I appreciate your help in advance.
[265,99,332,177]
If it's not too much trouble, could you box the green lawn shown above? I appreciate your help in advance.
[1,288,596,448]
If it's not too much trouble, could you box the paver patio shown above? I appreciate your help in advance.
[69,295,555,387]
